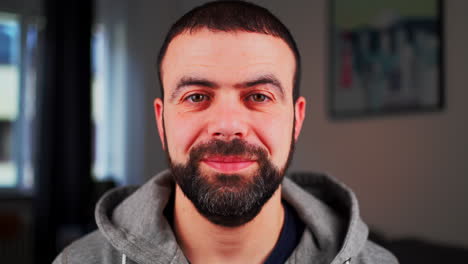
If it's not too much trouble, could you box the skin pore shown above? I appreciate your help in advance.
[154,29,306,264]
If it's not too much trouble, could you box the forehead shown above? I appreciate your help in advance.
[161,29,295,94]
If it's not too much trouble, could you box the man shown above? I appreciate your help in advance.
[54,1,398,263]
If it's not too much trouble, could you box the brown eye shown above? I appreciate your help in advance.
[187,94,207,103]
[249,93,269,102]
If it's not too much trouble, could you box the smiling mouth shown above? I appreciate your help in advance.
[201,156,257,173]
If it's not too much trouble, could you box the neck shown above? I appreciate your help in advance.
[173,184,284,264]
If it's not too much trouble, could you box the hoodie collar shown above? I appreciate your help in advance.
[95,170,368,264]
[95,170,187,264]
[285,172,369,264]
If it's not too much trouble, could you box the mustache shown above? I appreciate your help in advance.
[189,139,268,162]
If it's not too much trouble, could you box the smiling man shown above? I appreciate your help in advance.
[54,1,398,264]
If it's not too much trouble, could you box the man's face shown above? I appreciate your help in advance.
[154,29,305,226]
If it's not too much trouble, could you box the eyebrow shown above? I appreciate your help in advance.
[170,76,219,102]
[170,74,285,102]
[236,74,285,99]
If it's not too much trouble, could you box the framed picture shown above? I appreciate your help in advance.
[329,0,444,119]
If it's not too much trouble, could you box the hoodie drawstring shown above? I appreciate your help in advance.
[122,254,127,264]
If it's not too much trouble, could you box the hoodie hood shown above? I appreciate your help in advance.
[284,172,369,264]
[95,170,371,264]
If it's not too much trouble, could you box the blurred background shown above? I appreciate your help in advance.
[0,0,467,263]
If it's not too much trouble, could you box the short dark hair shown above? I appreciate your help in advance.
[157,0,301,102]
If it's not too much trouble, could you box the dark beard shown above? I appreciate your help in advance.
[168,138,294,227]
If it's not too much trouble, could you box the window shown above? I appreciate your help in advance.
[91,20,128,185]
[0,12,20,187]
[0,11,41,190]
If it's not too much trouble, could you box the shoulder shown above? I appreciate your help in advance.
[353,240,399,264]
[52,230,122,264]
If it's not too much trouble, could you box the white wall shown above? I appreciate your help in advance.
[122,0,468,247]
[116,0,180,184]
[285,0,468,248]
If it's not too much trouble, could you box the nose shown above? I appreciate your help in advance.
[206,101,249,140]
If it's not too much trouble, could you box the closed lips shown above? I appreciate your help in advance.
[202,156,256,172]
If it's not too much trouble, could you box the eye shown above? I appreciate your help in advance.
[186,93,208,103]
[247,93,271,102]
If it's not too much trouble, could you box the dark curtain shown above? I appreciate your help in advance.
[34,0,93,263]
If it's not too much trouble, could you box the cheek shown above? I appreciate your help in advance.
[164,111,205,161]
[250,112,294,166]
[164,105,295,167]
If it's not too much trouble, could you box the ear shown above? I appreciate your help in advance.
[154,98,166,150]
[293,96,306,142]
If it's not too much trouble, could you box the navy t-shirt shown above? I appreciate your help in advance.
[164,195,305,264]
[264,200,305,264]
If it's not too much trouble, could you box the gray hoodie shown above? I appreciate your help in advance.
[53,170,398,264]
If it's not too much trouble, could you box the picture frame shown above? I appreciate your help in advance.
[328,0,444,119]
